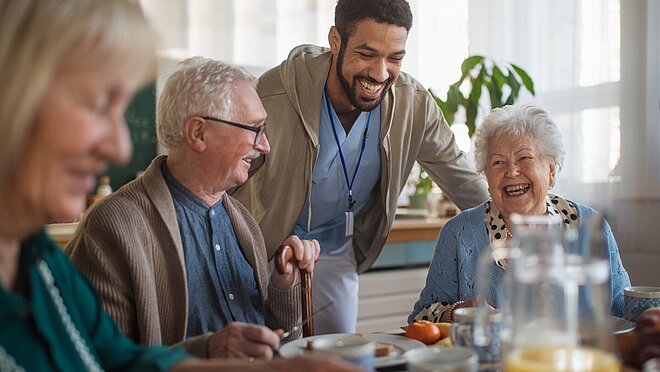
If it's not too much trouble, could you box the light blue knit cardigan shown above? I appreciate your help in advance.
[408,200,631,323]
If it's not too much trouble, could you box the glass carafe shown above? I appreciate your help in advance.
[501,214,619,372]
[473,214,564,363]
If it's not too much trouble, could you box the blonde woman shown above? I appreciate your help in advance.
[0,1,358,371]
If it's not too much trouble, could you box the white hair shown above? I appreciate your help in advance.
[157,57,258,148]
[473,104,565,174]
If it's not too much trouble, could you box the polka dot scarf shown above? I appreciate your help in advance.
[484,193,578,269]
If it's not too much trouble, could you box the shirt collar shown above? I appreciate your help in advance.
[161,160,223,217]
[483,193,579,269]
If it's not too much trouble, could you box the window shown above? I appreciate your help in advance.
[141,0,469,90]
[141,0,659,201]
[469,0,621,197]
[141,0,472,159]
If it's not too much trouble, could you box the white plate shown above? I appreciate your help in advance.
[279,332,425,368]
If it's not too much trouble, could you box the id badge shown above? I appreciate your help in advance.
[345,211,354,236]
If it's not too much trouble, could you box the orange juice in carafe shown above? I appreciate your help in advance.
[504,346,620,372]
[501,214,617,372]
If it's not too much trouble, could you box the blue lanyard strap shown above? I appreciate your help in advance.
[324,85,371,211]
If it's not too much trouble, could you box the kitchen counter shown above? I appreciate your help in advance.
[46,213,449,250]
[387,216,448,244]
[46,222,78,250]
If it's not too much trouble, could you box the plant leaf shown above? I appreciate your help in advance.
[461,55,484,76]
[511,63,536,95]
[506,67,521,92]
[465,100,478,137]
[484,79,502,109]
[429,88,452,126]
[429,55,536,139]
[503,66,521,105]
[469,65,486,103]
[492,65,506,90]
[504,92,516,106]
[446,83,464,114]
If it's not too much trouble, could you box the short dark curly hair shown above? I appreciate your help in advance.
[334,0,413,44]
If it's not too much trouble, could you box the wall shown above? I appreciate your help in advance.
[614,0,660,286]
[357,267,428,333]
[106,83,157,190]
[600,200,660,286]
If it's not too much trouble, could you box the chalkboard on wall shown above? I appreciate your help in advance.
[105,82,157,190]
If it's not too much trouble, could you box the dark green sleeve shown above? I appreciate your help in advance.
[44,236,193,372]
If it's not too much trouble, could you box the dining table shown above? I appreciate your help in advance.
[279,317,641,372]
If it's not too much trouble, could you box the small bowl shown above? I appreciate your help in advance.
[309,334,375,370]
[404,346,478,372]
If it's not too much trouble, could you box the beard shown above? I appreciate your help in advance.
[336,44,390,112]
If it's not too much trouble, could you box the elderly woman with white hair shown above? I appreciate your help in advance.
[408,104,630,324]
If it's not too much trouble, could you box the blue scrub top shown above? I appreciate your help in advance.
[293,90,381,253]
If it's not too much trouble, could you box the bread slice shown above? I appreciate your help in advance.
[374,342,396,357]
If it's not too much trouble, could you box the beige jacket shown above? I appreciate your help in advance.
[231,45,489,272]
[68,156,300,358]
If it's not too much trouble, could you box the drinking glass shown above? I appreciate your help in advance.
[473,239,520,364]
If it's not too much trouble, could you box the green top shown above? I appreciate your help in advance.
[0,230,191,371]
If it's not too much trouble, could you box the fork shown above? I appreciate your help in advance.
[281,301,334,339]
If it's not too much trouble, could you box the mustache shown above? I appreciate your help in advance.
[244,150,261,159]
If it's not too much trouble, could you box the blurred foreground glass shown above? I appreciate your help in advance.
[474,214,620,371]
[473,238,520,365]
[309,334,375,371]
[404,346,478,372]
[452,307,502,365]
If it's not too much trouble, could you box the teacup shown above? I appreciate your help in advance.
[404,346,478,372]
[309,334,375,371]
[624,286,660,322]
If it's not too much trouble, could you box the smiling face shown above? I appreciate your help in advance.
[329,19,407,112]
[206,80,270,190]
[485,134,556,221]
[13,65,134,225]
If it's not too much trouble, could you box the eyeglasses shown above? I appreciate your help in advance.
[201,116,267,146]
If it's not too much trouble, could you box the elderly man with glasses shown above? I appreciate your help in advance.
[67,57,319,361]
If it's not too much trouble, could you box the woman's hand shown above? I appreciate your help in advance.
[441,296,494,322]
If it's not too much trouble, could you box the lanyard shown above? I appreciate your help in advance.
[323,85,371,212]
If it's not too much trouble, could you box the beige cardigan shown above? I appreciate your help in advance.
[67,156,301,358]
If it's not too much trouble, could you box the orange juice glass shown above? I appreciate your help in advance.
[504,346,620,372]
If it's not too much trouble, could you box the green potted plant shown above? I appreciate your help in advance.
[408,168,433,210]
[430,55,536,137]
[405,56,535,212]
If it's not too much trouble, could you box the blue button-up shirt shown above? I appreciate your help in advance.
[293,91,382,253]
[163,163,265,338]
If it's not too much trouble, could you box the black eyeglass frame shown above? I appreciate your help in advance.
[201,116,266,145]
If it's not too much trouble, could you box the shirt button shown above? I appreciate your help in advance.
[229,293,235,300]
[210,210,215,216]
[215,244,221,251]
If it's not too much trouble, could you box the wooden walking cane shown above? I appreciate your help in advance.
[274,245,314,336]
